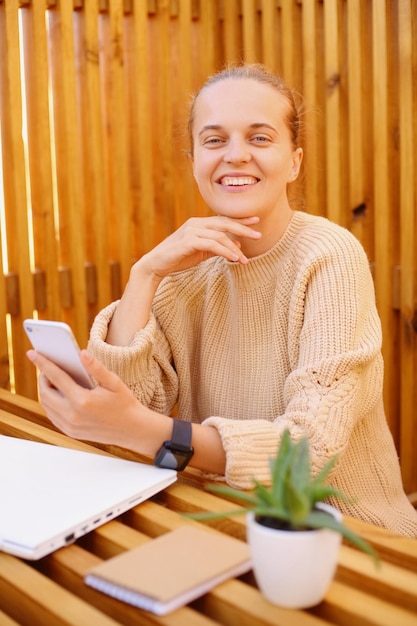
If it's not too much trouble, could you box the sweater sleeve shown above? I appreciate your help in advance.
[87,301,179,414]
[203,228,383,489]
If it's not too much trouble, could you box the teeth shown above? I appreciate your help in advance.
[221,176,257,186]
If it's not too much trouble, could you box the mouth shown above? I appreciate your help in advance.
[218,175,259,187]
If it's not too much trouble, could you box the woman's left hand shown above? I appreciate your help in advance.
[26,349,170,452]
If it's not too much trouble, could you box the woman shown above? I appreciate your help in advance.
[29,64,417,536]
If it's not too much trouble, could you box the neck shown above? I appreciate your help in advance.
[241,206,294,258]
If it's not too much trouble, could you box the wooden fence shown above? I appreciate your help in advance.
[0,0,416,494]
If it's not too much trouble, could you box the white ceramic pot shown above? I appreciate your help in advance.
[246,503,342,609]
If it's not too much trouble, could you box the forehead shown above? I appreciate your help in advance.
[193,78,290,132]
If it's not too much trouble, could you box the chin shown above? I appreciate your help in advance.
[212,204,259,219]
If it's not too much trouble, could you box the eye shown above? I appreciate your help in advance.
[202,136,225,147]
[251,135,271,144]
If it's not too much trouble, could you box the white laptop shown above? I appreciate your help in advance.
[0,435,176,560]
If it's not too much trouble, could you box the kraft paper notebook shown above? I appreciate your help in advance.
[0,435,176,560]
[84,525,252,615]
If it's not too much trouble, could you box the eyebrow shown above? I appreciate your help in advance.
[198,122,278,137]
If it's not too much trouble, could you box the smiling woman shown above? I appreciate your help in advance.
[189,74,303,254]
[29,64,417,538]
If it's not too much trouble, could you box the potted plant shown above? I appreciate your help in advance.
[190,429,377,609]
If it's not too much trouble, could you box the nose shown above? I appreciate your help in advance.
[223,136,251,164]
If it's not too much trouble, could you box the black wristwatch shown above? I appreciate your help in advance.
[154,419,194,471]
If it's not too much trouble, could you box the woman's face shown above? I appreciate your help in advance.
[191,78,303,221]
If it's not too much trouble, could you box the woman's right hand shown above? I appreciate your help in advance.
[139,215,261,279]
[106,215,261,345]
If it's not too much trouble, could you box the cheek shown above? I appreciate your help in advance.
[192,154,213,186]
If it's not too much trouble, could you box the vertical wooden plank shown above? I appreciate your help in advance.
[241,0,259,63]
[0,13,9,390]
[346,1,374,257]
[0,0,36,397]
[124,1,155,256]
[73,2,111,323]
[172,0,199,225]
[398,0,416,494]
[146,0,175,245]
[20,4,60,324]
[260,0,278,70]
[372,0,397,436]
[323,0,344,226]
[346,0,366,243]
[0,160,9,390]
[280,0,301,88]
[301,0,324,218]
[221,0,242,63]
[46,0,89,345]
[195,0,218,81]
[98,0,132,288]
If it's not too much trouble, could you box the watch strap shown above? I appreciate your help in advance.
[171,418,192,450]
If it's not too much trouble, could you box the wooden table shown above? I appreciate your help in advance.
[1,388,417,626]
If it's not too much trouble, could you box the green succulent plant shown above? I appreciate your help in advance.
[190,429,377,562]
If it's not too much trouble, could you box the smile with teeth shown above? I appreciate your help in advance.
[220,176,259,186]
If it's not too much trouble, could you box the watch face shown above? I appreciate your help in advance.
[155,442,194,471]
[160,449,181,470]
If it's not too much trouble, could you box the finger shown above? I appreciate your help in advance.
[191,234,247,263]
[79,350,121,391]
[27,350,80,397]
[199,215,262,239]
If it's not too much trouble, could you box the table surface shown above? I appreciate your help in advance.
[1,387,417,626]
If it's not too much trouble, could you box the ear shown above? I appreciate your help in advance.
[288,147,303,182]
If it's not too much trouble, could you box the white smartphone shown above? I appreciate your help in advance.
[23,319,95,389]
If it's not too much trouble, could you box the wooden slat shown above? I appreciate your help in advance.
[280,0,301,87]
[398,0,417,494]
[73,1,112,324]
[336,546,417,613]
[372,0,398,438]
[300,0,324,217]
[311,580,417,626]
[343,515,417,572]
[20,4,61,325]
[0,0,36,397]
[241,0,259,63]
[47,0,89,343]
[125,0,155,254]
[147,0,176,247]
[346,0,369,249]
[221,0,241,63]
[0,552,120,626]
[0,409,110,454]
[0,125,9,391]
[0,386,49,423]
[260,0,277,70]
[0,608,20,626]
[172,0,198,227]
[103,0,133,285]
[323,0,344,226]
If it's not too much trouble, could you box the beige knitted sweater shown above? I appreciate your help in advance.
[89,211,417,536]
